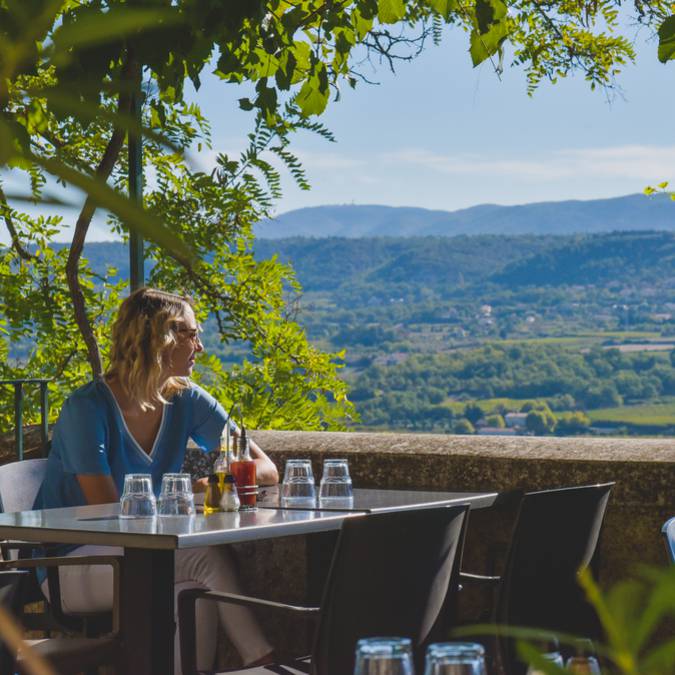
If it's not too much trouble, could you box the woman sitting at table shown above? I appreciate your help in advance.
[34,287,279,674]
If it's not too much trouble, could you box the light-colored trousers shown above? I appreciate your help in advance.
[41,544,272,675]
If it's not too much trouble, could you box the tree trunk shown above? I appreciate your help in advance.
[65,107,128,377]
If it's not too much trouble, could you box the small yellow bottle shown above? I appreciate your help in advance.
[214,426,233,492]
[204,474,222,515]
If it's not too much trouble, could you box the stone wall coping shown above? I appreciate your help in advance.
[252,430,675,464]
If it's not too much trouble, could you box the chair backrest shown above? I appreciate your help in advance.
[496,483,614,675]
[0,458,48,513]
[663,517,675,564]
[311,505,469,675]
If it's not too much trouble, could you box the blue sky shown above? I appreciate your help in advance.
[2,17,674,244]
[187,20,675,222]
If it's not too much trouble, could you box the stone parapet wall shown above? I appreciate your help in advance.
[251,430,675,584]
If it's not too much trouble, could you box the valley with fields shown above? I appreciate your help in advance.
[78,219,675,437]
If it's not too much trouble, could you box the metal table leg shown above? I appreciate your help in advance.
[121,548,175,674]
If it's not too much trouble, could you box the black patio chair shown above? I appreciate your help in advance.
[0,554,122,675]
[178,505,470,675]
[662,517,675,564]
[461,482,614,675]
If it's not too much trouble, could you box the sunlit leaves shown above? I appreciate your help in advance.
[470,0,510,67]
[423,0,457,20]
[297,63,329,116]
[657,15,675,63]
[378,0,406,24]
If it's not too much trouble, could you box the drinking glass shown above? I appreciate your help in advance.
[565,656,601,674]
[158,473,195,516]
[526,652,564,675]
[119,473,156,519]
[319,458,353,505]
[525,635,564,675]
[354,637,414,675]
[281,459,316,505]
[423,643,486,675]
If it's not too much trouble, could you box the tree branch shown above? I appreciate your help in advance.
[65,97,128,377]
[0,186,36,261]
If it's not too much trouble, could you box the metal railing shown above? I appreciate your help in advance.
[0,378,50,460]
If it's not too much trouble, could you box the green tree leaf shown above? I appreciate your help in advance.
[297,67,329,116]
[658,16,675,63]
[378,0,406,25]
[470,20,510,66]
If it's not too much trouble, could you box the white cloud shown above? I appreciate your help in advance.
[379,144,675,183]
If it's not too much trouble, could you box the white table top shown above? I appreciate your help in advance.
[257,487,497,512]
[0,488,496,550]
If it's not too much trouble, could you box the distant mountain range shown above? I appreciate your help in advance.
[75,230,675,293]
[255,193,675,238]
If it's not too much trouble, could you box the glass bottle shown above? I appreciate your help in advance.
[231,427,257,511]
[219,474,240,512]
[213,425,233,492]
[204,474,222,514]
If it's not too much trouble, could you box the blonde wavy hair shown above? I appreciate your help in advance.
[105,287,194,410]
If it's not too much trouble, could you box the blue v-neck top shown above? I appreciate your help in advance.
[35,378,229,511]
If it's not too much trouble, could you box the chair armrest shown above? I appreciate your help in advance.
[0,541,45,558]
[177,589,318,675]
[459,572,501,585]
[0,556,122,634]
[180,588,320,616]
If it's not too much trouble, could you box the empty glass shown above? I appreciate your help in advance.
[319,458,353,505]
[526,652,564,675]
[525,635,564,675]
[423,643,486,675]
[566,638,601,674]
[281,459,316,505]
[158,473,195,516]
[565,656,601,674]
[354,637,414,675]
[119,473,156,519]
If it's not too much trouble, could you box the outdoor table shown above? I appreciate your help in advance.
[0,488,497,674]
[258,487,498,512]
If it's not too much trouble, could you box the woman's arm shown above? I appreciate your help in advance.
[77,474,119,505]
[250,438,279,486]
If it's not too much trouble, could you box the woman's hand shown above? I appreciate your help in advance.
[250,438,279,486]
[192,476,209,493]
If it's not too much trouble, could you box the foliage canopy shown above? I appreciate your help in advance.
[1,0,674,432]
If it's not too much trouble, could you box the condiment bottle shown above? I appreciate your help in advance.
[219,474,240,512]
[230,427,257,511]
[204,474,222,514]
[213,425,233,492]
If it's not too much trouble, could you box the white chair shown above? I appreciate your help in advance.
[0,459,48,512]
[0,458,48,561]
[0,457,121,674]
